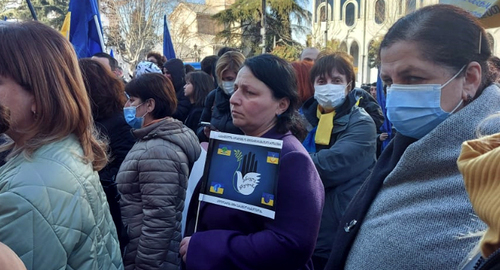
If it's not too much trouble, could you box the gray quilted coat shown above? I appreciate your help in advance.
[117,117,201,270]
[0,135,123,270]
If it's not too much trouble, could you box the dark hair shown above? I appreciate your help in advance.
[489,56,500,83]
[146,51,165,67]
[92,52,119,71]
[0,104,10,134]
[379,4,493,97]
[310,52,356,90]
[243,54,306,139]
[125,73,177,119]
[201,55,218,76]
[79,59,126,121]
[185,71,214,107]
[217,47,238,57]
[185,64,195,74]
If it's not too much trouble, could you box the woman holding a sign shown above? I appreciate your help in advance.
[181,54,324,269]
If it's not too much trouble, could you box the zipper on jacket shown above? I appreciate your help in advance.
[477,248,500,270]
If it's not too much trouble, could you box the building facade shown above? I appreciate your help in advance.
[311,0,499,84]
[169,0,235,62]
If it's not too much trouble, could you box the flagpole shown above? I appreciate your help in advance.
[25,0,38,20]
[93,15,105,52]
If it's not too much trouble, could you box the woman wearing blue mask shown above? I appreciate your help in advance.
[300,52,377,270]
[117,73,201,270]
[325,4,500,270]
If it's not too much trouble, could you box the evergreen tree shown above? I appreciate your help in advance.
[0,0,68,29]
[213,0,310,56]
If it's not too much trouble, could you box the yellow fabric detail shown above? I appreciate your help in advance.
[457,132,500,258]
[355,96,362,107]
[60,12,71,39]
[315,105,336,145]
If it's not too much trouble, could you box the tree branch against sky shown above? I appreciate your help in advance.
[101,0,181,67]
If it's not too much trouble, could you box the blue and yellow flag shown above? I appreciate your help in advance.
[67,0,104,58]
[267,152,279,164]
[210,182,224,194]
[60,12,71,39]
[261,193,274,206]
[217,145,232,156]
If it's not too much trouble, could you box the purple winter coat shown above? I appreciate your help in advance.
[186,128,325,270]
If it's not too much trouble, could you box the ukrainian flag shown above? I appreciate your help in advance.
[62,0,105,58]
[60,12,71,39]
[267,152,279,164]
[210,182,224,194]
[261,193,274,206]
[217,145,231,156]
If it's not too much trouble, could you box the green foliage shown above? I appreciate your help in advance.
[368,37,382,68]
[271,44,302,62]
[213,0,310,56]
[0,0,68,29]
[234,150,243,163]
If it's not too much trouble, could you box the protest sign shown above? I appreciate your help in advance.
[198,131,282,219]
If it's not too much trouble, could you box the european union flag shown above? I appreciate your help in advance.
[266,152,279,164]
[68,0,104,58]
[163,15,176,60]
[261,193,274,206]
[210,182,224,194]
[217,145,231,156]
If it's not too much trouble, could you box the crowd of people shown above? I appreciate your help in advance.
[0,3,500,270]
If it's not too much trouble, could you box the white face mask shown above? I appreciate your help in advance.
[314,84,347,110]
[221,80,235,95]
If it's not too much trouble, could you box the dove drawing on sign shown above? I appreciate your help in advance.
[233,151,260,195]
[235,171,261,195]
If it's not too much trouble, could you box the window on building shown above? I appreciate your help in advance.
[487,33,495,50]
[341,0,361,19]
[340,42,348,52]
[345,2,355,26]
[375,0,385,24]
[406,0,416,14]
[350,41,359,67]
[319,6,326,22]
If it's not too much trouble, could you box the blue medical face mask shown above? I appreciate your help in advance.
[386,65,465,139]
[123,103,146,129]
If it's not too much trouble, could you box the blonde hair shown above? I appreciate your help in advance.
[0,21,107,170]
[215,51,245,85]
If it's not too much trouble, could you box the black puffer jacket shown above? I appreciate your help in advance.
[164,59,191,122]
[117,118,201,270]
[95,112,135,251]
[196,87,243,142]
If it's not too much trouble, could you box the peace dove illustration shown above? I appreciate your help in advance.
[233,152,260,195]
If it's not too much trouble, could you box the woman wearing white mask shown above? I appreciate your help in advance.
[300,52,377,270]
[325,4,500,270]
[117,73,201,270]
[197,51,245,141]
